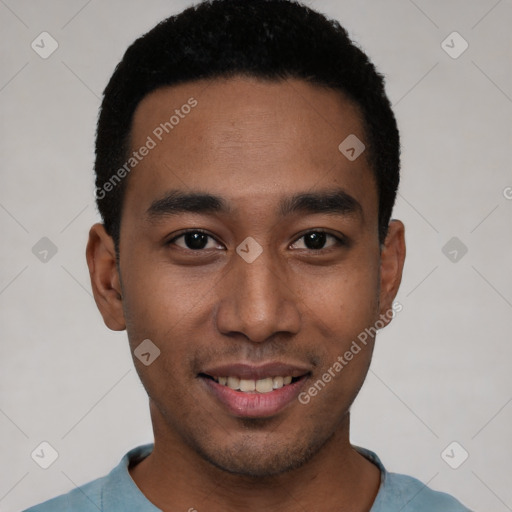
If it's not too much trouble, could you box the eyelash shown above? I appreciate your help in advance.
[167,229,221,250]
[167,229,347,251]
[290,230,347,251]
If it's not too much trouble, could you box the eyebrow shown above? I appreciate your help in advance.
[146,190,230,220]
[279,189,362,218]
[145,188,363,221]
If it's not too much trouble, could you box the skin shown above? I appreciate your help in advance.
[86,76,405,512]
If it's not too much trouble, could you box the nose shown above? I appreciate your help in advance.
[214,248,302,343]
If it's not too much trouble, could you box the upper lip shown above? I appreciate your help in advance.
[200,362,311,380]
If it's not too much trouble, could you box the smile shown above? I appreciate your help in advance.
[198,363,311,418]
[208,375,296,393]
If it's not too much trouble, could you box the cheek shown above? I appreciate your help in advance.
[297,267,379,412]
[298,259,380,334]
[120,260,224,403]
[121,259,216,338]
[120,269,197,406]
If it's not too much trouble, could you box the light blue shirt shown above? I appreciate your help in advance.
[24,443,472,511]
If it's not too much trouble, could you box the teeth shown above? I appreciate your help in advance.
[273,376,284,389]
[227,376,240,390]
[215,375,296,393]
[239,379,256,392]
[255,377,274,393]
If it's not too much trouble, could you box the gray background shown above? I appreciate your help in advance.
[1,1,511,510]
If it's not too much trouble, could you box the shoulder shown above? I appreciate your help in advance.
[354,446,472,512]
[379,471,472,511]
[22,475,107,512]
[22,444,155,512]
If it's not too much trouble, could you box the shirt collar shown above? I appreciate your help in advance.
[109,443,388,511]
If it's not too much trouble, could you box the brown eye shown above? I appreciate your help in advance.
[290,231,342,250]
[169,230,223,251]
[304,232,327,250]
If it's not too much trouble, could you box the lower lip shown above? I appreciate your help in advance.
[201,376,308,418]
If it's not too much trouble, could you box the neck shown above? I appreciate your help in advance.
[129,406,381,512]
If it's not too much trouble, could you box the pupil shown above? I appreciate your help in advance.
[185,232,208,250]
[305,232,326,250]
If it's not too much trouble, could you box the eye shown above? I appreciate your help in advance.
[290,231,344,250]
[168,230,224,251]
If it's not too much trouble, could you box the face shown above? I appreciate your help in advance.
[87,76,405,477]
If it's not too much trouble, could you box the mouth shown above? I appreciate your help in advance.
[198,363,311,418]
[200,374,303,393]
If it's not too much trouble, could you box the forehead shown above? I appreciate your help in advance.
[124,76,377,222]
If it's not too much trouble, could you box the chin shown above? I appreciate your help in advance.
[194,427,332,478]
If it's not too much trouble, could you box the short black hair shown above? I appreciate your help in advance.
[95,0,400,248]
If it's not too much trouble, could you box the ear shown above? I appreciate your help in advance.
[378,220,406,324]
[86,223,126,331]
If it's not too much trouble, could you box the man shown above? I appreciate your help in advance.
[24,0,471,510]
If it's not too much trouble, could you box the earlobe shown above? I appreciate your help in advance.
[86,223,126,331]
[378,220,406,324]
